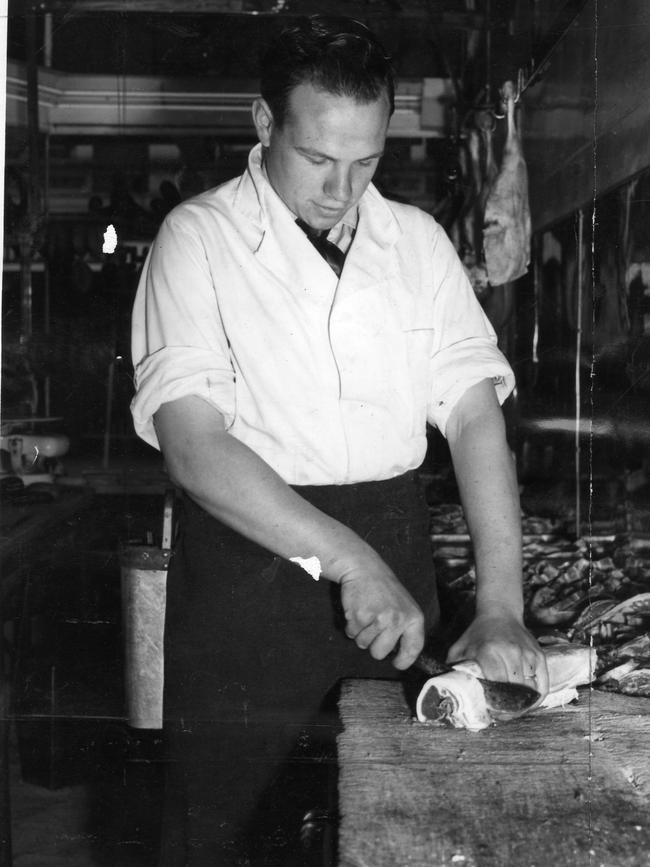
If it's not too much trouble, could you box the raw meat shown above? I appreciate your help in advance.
[416,644,596,731]
[415,667,493,732]
[483,81,531,286]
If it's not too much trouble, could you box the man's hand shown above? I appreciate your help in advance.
[339,562,424,670]
[446,611,550,699]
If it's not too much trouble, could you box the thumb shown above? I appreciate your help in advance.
[391,624,424,670]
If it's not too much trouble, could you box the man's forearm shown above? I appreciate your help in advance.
[444,381,548,690]
[446,381,524,619]
[154,397,380,584]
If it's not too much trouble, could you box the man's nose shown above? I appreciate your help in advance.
[324,166,352,202]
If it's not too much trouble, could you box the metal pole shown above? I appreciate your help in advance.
[21,8,41,342]
[574,209,585,538]
[102,359,115,470]
[0,0,8,327]
[44,13,53,417]
[44,12,53,68]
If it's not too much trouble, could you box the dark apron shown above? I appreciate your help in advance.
[159,471,439,866]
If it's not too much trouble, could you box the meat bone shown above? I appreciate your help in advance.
[412,651,541,719]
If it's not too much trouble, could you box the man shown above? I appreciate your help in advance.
[131,15,548,865]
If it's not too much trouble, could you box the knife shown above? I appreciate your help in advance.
[412,650,541,718]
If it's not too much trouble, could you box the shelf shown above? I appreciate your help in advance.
[2,262,46,273]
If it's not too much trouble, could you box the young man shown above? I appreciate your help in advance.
[131,15,548,864]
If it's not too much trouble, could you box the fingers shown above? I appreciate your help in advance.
[340,566,425,670]
[348,621,381,649]
[390,622,425,670]
[445,637,466,666]
[344,606,424,669]
[494,650,549,707]
[523,651,550,699]
[481,647,550,700]
[496,646,549,697]
[447,624,550,699]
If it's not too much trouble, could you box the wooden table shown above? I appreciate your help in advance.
[337,679,650,867]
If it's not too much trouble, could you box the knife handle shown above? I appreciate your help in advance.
[412,651,451,678]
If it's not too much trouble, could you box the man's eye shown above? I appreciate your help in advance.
[307,156,326,166]
[358,159,376,168]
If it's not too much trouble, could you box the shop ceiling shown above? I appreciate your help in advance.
[8,0,590,141]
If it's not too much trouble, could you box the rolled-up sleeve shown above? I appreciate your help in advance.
[130,211,236,449]
[426,224,515,436]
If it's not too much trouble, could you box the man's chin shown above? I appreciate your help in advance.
[307,209,345,230]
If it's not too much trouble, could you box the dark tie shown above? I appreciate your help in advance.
[296,218,346,277]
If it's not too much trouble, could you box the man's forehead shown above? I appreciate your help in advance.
[284,81,391,119]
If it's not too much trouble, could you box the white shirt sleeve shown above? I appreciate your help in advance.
[130,211,236,449]
[426,222,515,436]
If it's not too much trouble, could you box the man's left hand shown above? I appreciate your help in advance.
[445,612,550,700]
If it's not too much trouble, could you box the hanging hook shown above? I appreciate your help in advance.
[493,74,522,118]
[515,67,526,103]
[478,61,539,125]
[470,68,526,125]
[504,67,529,106]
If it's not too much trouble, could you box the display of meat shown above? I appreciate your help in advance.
[430,501,650,699]
[482,80,532,286]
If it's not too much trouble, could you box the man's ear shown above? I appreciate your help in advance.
[252,98,274,147]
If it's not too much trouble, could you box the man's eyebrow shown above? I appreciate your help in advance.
[295,145,384,161]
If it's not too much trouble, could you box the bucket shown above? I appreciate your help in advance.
[120,490,174,729]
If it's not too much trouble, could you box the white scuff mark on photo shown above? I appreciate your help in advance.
[289,555,322,581]
[103,224,118,254]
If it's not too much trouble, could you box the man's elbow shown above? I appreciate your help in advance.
[446,380,506,445]
[155,400,234,500]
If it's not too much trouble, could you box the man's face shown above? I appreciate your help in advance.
[253,81,391,230]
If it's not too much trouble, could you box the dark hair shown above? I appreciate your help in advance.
[259,15,395,127]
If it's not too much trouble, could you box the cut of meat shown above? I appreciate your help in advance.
[415,644,596,731]
[457,130,490,297]
[483,80,532,286]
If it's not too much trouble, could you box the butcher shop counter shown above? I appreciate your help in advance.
[337,679,650,867]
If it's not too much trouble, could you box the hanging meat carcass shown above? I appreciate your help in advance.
[477,109,498,209]
[483,80,532,286]
[457,128,490,297]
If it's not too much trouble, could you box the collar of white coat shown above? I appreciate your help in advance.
[231,143,402,291]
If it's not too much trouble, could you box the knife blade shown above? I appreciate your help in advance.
[412,651,541,718]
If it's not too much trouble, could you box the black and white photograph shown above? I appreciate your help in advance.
[2,2,650,865]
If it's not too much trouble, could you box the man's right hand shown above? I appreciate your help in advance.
[339,563,424,669]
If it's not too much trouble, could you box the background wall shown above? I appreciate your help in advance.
[524,0,650,232]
